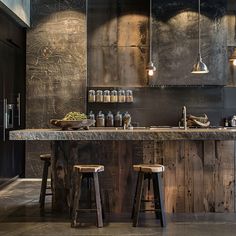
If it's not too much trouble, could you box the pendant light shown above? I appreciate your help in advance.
[191,0,209,74]
[146,0,156,77]
[229,48,236,66]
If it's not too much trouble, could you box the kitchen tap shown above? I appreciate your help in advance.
[182,106,187,130]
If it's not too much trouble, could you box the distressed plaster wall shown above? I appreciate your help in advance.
[26,0,87,177]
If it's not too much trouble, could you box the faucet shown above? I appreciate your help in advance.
[182,106,187,130]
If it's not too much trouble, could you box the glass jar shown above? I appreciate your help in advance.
[110,90,118,103]
[96,111,105,127]
[114,111,122,127]
[96,90,103,102]
[118,89,126,103]
[88,90,96,103]
[88,111,95,126]
[106,111,114,127]
[126,90,133,103]
[103,90,111,103]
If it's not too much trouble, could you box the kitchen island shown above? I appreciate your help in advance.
[10,128,236,214]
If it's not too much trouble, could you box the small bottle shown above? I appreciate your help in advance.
[114,111,122,127]
[96,90,103,102]
[118,89,126,103]
[111,90,118,103]
[224,118,229,127]
[103,90,111,103]
[106,111,114,127]
[88,111,95,126]
[88,90,96,103]
[96,111,105,127]
[126,90,134,103]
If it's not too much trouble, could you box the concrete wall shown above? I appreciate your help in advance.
[0,0,30,27]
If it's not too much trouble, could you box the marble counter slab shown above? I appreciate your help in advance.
[9,127,236,141]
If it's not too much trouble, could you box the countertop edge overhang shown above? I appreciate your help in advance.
[9,128,236,141]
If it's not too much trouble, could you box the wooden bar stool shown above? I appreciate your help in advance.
[39,154,53,215]
[132,164,166,227]
[71,165,104,228]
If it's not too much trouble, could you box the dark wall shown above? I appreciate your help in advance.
[26,0,86,177]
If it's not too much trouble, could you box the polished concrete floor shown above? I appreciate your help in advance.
[0,179,236,236]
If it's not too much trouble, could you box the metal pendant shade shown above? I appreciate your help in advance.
[191,0,209,74]
[146,0,156,77]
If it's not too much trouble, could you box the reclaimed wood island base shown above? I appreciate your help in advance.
[10,128,236,214]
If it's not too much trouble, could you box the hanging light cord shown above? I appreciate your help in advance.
[198,0,201,56]
[149,0,152,62]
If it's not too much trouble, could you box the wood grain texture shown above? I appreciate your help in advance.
[51,140,236,214]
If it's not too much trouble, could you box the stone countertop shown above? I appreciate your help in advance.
[9,127,236,141]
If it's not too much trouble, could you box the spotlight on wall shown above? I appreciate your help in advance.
[146,0,156,78]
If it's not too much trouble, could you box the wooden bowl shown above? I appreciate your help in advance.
[50,119,95,130]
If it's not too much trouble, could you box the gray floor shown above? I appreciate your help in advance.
[1,180,236,236]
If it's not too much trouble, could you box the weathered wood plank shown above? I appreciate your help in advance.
[203,141,216,212]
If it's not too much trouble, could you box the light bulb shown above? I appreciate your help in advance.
[233,59,236,66]
[148,69,154,76]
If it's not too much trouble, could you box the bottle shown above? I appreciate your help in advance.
[106,111,114,127]
[118,89,126,103]
[96,90,103,102]
[103,90,111,103]
[96,111,105,127]
[111,90,118,103]
[126,90,133,103]
[88,111,95,126]
[88,90,96,103]
[114,111,122,127]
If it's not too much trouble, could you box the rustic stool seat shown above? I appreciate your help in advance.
[73,165,104,173]
[39,154,53,215]
[133,164,165,173]
[71,164,104,228]
[132,164,166,227]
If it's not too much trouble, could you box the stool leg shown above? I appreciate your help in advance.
[93,172,103,228]
[153,173,166,227]
[133,172,144,227]
[71,173,82,227]
[40,161,50,214]
[131,171,140,219]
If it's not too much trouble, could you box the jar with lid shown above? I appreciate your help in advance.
[126,90,133,103]
[88,111,96,126]
[123,111,131,129]
[114,111,122,127]
[110,90,118,103]
[88,90,96,103]
[96,111,105,127]
[106,111,114,127]
[96,90,103,102]
[103,90,111,103]
[118,89,126,103]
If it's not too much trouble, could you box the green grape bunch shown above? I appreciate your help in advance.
[62,112,87,121]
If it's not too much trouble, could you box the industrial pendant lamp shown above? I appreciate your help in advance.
[146,0,156,77]
[191,0,209,74]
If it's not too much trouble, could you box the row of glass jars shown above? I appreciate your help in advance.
[88,111,131,127]
[88,89,134,103]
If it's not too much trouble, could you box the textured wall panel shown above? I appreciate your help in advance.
[26,0,86,177]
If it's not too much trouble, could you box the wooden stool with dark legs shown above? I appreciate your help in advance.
[71,165,104,228]
[39,154,53,215]
[132,164,166,227]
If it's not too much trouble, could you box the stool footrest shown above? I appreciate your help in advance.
[76,208,98,212]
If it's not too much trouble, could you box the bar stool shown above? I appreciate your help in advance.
[39,154,53,215]
[132,164,166,227]
[71,165,104,228]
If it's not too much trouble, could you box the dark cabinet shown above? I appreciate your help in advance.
[0,9,26,187]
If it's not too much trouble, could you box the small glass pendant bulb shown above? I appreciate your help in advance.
[146,61,156,76]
